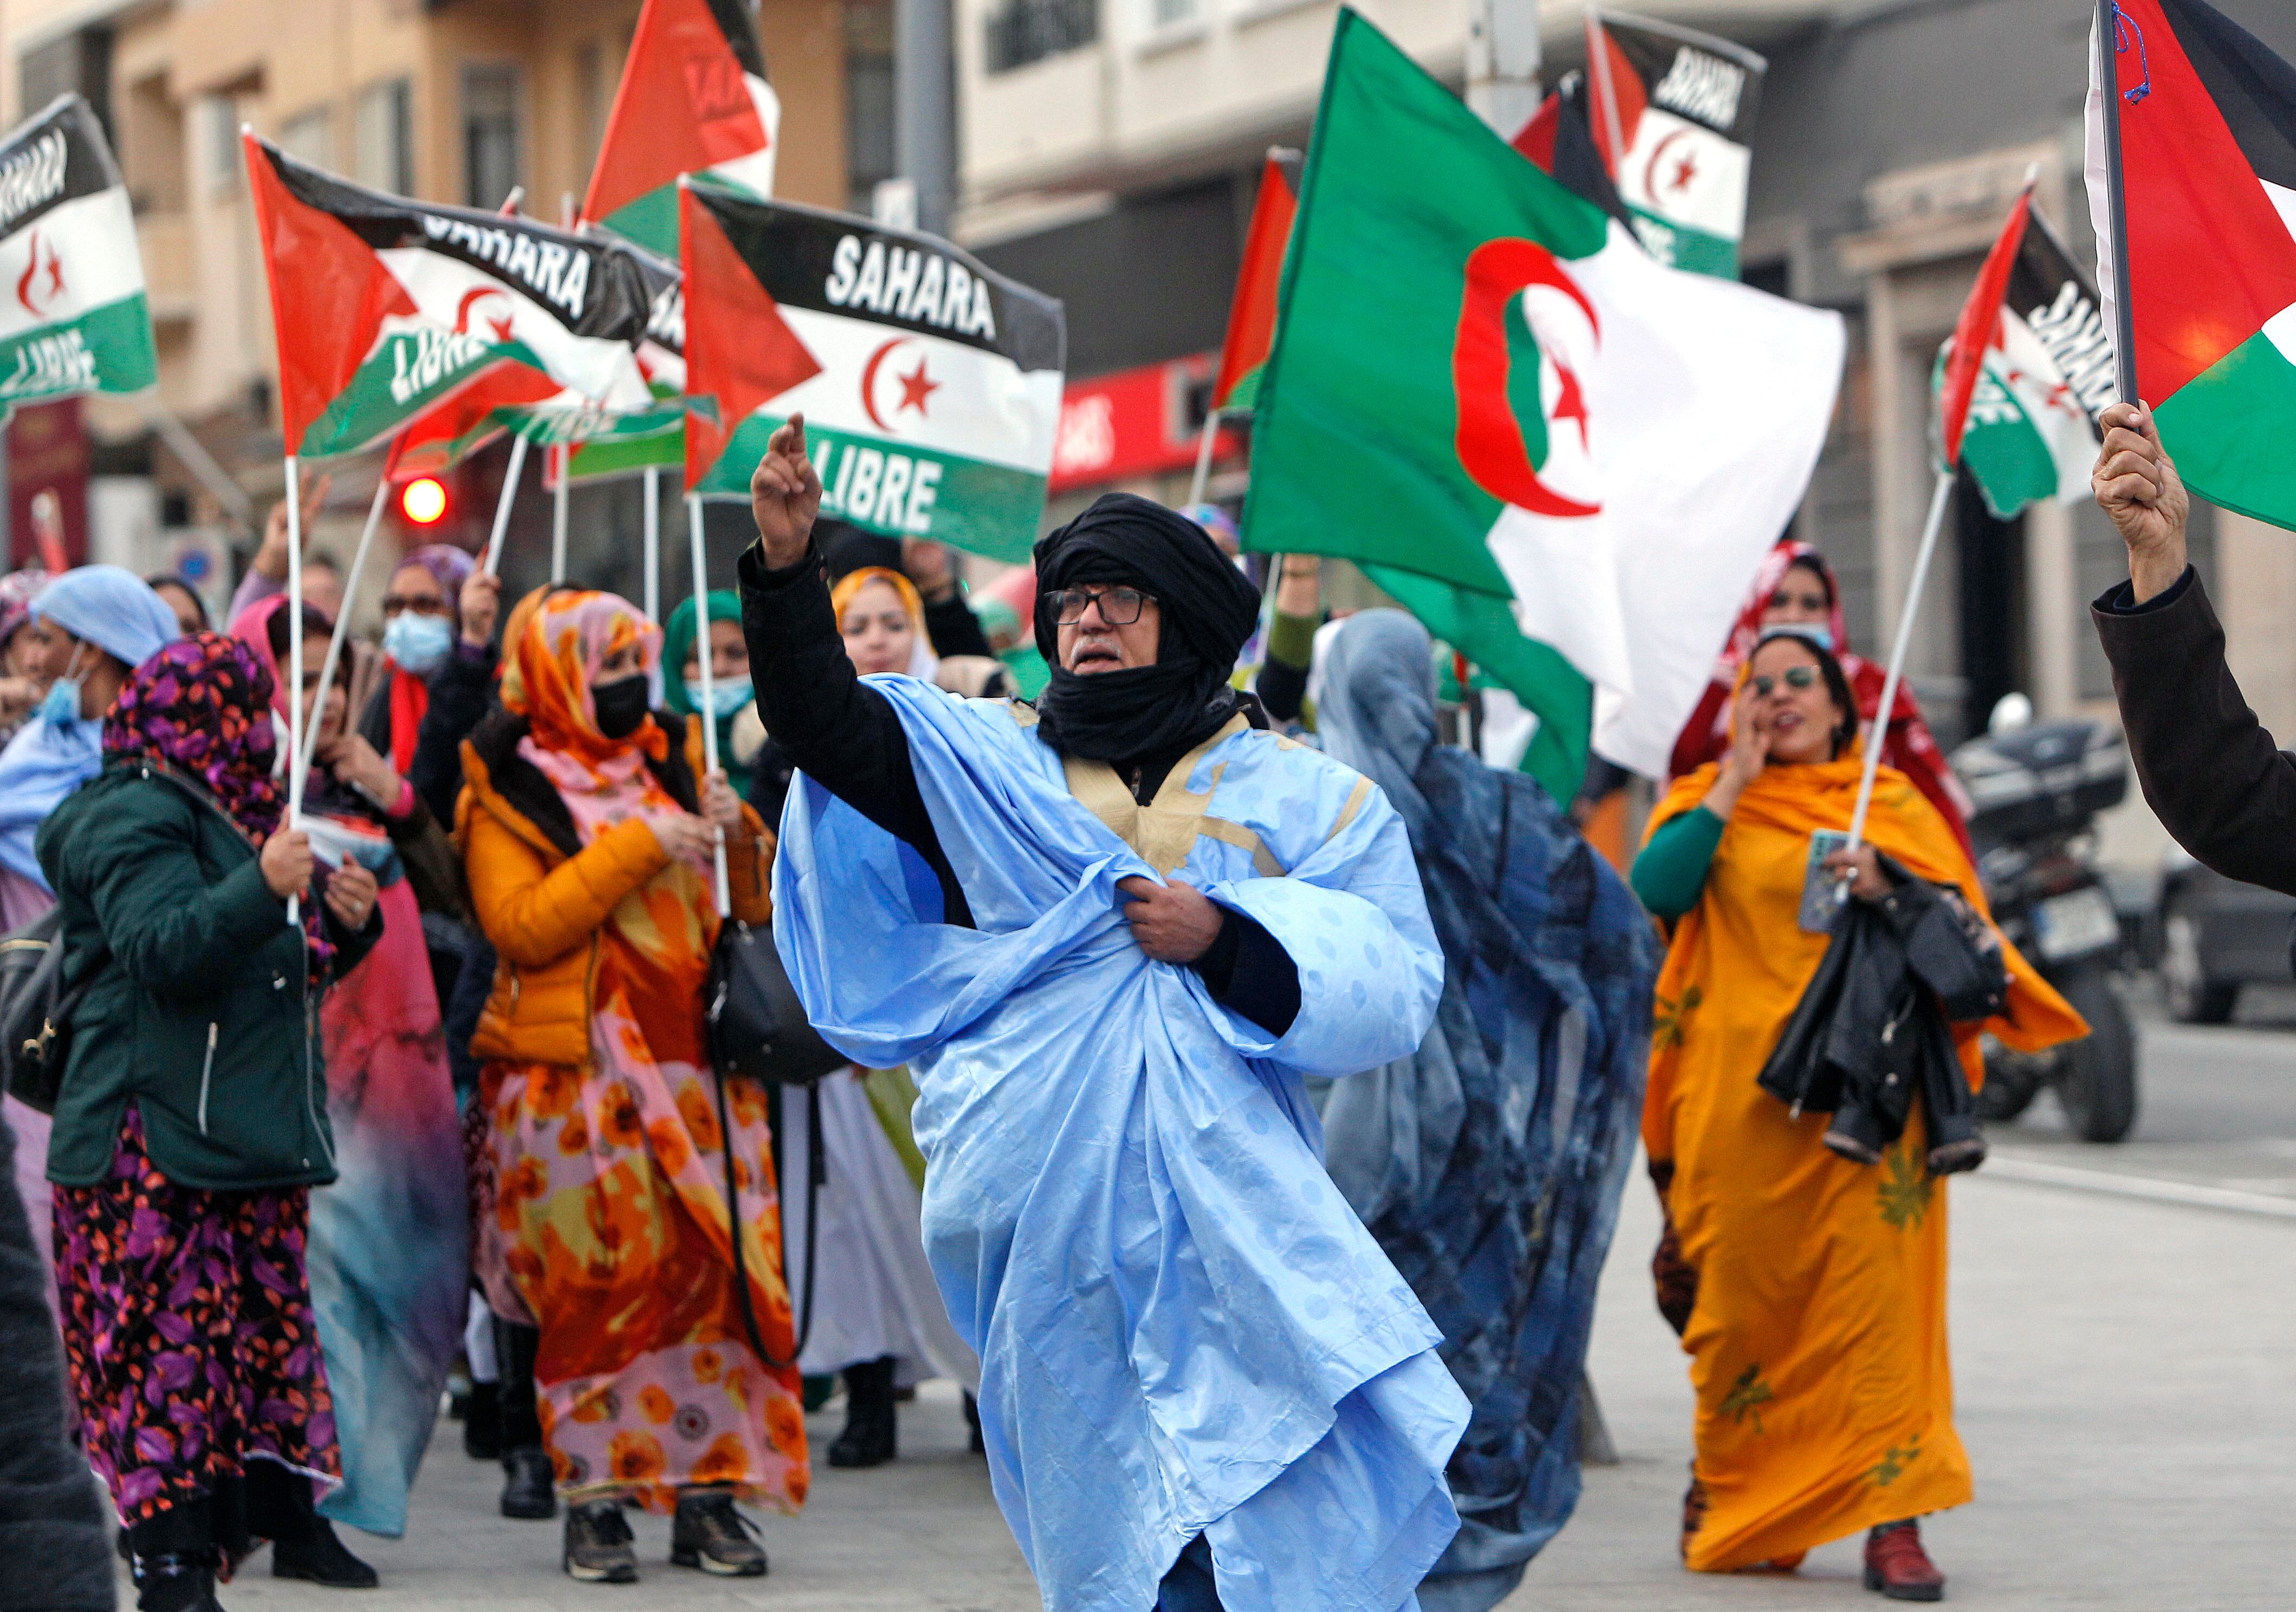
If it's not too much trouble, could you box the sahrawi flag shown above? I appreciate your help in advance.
[245,133,654,459]
[582,0,779,256]
[1930,185,2114,519]
[1579,10,1767,279]
[1244,10,1841,793]
[682,184,1065,563]
[2085,0,2296,529]
[0,94,155,407]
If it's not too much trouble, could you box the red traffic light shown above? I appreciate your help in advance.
[400,477,449,526]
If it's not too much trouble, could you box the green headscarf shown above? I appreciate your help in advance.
[663,590,754,795]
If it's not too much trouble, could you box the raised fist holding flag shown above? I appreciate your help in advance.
[2091,399,2191,603]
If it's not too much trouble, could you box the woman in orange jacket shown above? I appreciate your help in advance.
[458,590,805,1587]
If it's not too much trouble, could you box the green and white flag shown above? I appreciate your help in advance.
[1931,201,2113,520]
[1244,11,1841,793]
[682,186,1064,562]
[0,94,155,408]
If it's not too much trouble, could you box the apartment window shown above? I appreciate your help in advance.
[984,0,1098,74]
[461,63,522,210]
[279,106,332,172]
[354,79,412,195]
[200,94,240,193]
[1147,0,1200,27]
[21,27,113,141]
[845,1,894,212]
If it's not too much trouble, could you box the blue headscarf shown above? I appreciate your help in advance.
[1315,610,1660,1610]
[0,567,181,891]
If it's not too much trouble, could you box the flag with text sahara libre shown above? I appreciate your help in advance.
[1928,187,2113,520]
[680,184,1065,563]
[0,95,155,409]
[1209,149,1300,411]
[582,0,779,257]
[2085,0,2296,529]
[1244,11,1842,789]
[245,134,655,461]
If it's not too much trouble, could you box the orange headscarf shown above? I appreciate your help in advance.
[503,590,683,849]
[828,566,925,633]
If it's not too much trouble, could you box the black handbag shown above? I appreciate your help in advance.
[706,920,848,1087]
[0,907,95,1116]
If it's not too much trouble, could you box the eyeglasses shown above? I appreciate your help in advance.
[381,593,451,618]
[1749,665,1820,698]
[1043,586,1153,627]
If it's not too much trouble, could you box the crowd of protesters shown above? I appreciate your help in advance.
[0,409,2217,1612]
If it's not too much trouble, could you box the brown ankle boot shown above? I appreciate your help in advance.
[1864,1519,1944,1602]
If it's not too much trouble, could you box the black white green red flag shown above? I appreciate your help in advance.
[681,184,1065,562]
[1928,189,2113,519]
[0,95,155,409]
[582,0,779,257]
[1209,150,1300,412]
[1581,10,1766,279]
[1242,10,1841,793]
[2085,0,2296,528]
[245,134,655,461]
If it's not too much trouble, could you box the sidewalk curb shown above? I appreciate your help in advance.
[1979,1154,2296,1220]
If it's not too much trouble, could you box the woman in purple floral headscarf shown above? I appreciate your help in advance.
[39,631,385,1610]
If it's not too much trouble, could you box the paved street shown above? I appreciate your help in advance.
[190,987,2296,1610]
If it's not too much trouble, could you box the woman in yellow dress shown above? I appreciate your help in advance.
[1632,629,2084,1600]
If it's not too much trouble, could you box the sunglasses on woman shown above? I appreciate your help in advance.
[1749,665,1820,698]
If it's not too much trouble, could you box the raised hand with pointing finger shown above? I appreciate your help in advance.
[750,413,823,568]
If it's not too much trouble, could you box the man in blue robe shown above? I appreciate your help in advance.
[741,418,1468,1612]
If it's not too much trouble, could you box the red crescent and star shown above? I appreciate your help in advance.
[860,336,941,431]
[1644,128,1701,202]
[1451,237,1601,519]
[16,230,63,318]
[453,286,517,345]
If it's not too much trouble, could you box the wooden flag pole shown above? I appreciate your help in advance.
[482,433,530,577]
[550,444,570,582]
[687,493,730,917]
[1844,470,1955,856]
[284,455,306,926]
[299,475,393,783]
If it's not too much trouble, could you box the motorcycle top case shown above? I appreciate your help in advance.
[1953,719,2128,843]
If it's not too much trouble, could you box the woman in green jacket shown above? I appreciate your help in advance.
[37,632,381,1612]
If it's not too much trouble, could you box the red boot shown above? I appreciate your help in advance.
[1864,1520,1945,1602]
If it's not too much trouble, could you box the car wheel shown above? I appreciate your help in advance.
[2161,897,2238,1025]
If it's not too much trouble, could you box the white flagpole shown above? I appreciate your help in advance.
[482,433,530,577]
[300,475,392,781]
[643,466,661,623]
[1845,469,1955,854]
[1586,3,1629,178]
[1186,407,1224,508]
[550,445,570,582]
[687,493,730,917]
[284,455,306,926]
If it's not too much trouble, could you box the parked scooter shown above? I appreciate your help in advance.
[1951,695,2139,1143]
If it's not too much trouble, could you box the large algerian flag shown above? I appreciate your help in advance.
[1929,189,2113,519]
[681,184,1065,562]
[2085,0,2296,528]
[1243,10,1842,794]
[1580,10,1767,280]
[244,134,655,459]
[582,0,779,257]
[0,94,154,407]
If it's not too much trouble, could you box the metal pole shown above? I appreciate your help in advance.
[550,445,570,582]
[2097,0,2139,404]
[1465,0,1543,141]
[284,455,304,925]
[1186,409,1224,509]
[1846,470,1955,853]
[1585,3,1627,173]
[894,0,955,236]
[301,476,391,780]
[482,433,529,577]
[687,493,730,917]
[643,466,661,623]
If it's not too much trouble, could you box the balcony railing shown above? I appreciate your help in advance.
[984,0,1098,74]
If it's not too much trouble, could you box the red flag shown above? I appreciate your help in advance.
[678,183,821,491]
[1210,151,1301,412]
[1937,182,2034,466]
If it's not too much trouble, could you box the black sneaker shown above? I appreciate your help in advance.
[501,1444,558,1520]
[272,1520,379,1589]
[563,1499,639,1585]
[669,1488,767,1577]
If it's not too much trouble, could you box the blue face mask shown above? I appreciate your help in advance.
[37,645,86,726]
[687,674,753,720]
[382,611,453,677]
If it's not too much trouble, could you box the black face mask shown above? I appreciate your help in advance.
[591,675,652,740]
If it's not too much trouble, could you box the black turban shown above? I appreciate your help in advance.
[1030,493,1262,762]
